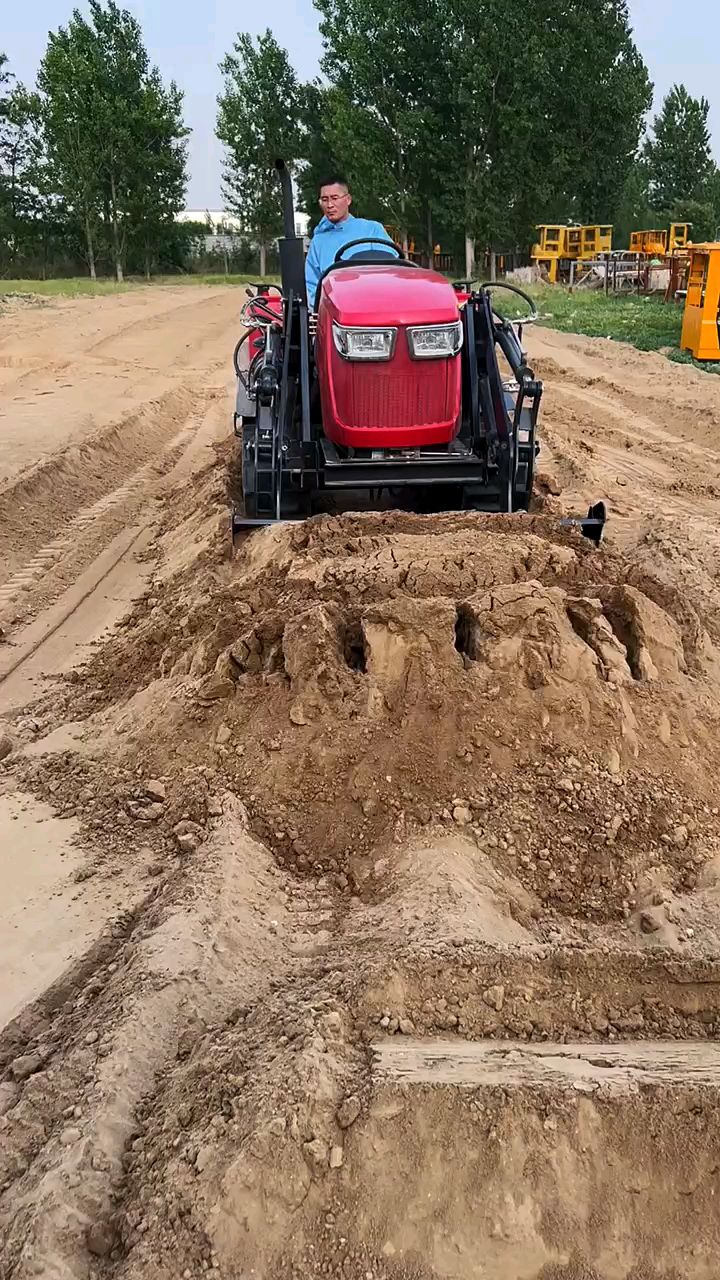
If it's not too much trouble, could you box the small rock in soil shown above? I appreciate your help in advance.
[303,1137,329,1172]
[639,908,665,934]
[452,804,472,826]
[337,1096,362,1129]
[483,984,505,1012]
[86,1220,117,1258]
[10,1052,44,1082]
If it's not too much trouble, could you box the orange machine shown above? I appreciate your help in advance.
[630,223,691,257]
[681,243,720,361]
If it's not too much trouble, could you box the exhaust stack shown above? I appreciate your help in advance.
[275,159,306,305]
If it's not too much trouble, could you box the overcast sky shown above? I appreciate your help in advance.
[6,0,720,208]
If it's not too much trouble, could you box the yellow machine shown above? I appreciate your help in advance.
[532,223,613,283]
[532,225,566,282]
[629,223,691,257]
[669,222,691,252]
[681,242,720,361]
[630,229,668,256]
[581,224,613,257]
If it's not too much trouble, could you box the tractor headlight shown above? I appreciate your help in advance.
[332,323,397,361]
[407,321,463,359]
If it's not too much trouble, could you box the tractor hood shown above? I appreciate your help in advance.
[321,263,460,328]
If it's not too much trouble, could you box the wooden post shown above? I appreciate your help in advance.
[569,260,575,292]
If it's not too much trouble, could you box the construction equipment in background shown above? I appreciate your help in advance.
[629,223,691,257]
[531,224,613,283]
[680,243,720,361]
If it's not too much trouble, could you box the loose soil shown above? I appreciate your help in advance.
[2,297,720,1280]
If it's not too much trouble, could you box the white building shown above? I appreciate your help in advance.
[176,209,309,238]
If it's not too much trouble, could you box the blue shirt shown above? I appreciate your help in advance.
[305,213,393,307]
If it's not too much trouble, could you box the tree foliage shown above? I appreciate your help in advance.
[644,85,717,237]
[217,31,304,271]
[36,1,188,279]
[306,0,653,260]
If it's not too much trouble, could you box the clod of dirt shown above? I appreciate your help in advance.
[10,1050,45,1081]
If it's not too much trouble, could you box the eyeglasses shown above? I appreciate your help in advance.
[320,195,348,205]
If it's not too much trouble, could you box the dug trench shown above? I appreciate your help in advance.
[4,437,720,1276]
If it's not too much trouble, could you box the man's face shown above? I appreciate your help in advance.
[319,183,352,224]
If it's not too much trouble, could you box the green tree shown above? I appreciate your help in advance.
[314,0,450,249]
[217,31,304,275]
[612,161,653,251]
[312,0,652,273]
[541,1,652,224]
[126,71,189,277]
[295,82,344,232]
[0,58,55,274]
[0,53,17,248]
[645,85,715,221]
[38,1,188,281]
[38,14,103,277]
[0,87,45,267]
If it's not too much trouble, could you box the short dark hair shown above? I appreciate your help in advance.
[318,175,350,193]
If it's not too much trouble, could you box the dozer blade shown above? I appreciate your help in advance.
[232,503,608,545]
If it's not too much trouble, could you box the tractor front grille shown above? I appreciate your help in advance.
[339,363,454,430]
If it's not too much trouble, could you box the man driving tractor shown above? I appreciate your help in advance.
[304,176,393,306]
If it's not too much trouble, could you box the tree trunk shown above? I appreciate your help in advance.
[109,172,124,283]
[144,246,151,280]
[259,241,267,277]
[464,234,475,280]
[84,211,97,280]
[426,205,433,267]
[489,249,497,282]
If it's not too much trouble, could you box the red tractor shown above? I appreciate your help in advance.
[232,162,605,542]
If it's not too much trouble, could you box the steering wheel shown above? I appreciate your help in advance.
[313,237,421,311]
[333,237,421,267]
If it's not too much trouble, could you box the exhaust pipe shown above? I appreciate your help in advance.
[274,159,306,304]
[275,159,296,239]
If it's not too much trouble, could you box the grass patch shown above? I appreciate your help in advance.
[0,277,137,297]
[527,285,682,351]
[0,273,278,299]
[154,273,280,287]
[485,283,720,377]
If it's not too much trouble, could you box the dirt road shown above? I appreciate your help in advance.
[2,290,720,1280]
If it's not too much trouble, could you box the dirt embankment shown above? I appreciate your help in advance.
[3,308,720,1280]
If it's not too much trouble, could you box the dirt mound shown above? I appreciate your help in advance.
[15,509,719,929]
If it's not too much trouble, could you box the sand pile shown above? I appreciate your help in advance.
[19,508,720,929]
